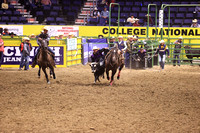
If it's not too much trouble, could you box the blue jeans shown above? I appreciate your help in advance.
[0,51,3,67]
[173,53,180,65]
[20,53,30,70]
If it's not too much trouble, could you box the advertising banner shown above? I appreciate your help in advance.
[2,45,66,67]
[79,26,200,38]
[67,38,77,51]
[1,25,23,35]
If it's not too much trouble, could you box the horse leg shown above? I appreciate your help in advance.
[117,64,124,80]
[106,69,110,80]
[110,69,117,86]
[38,66,41,78]
[50,69,53,78]
[50,66,56,79]
[42,67,50,84]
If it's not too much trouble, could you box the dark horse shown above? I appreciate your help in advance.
[105,47,124,86]
[37,40,56,83]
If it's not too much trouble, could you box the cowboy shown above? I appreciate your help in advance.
[19,37,32,70]
[114,36,127,52]
[173,36,183,66]
[125,35,134,68]
[2,28,9,36]
[68,32,73,39]
[155,40,170,70]
[191,19,200,28]
[32,27,55,68]
[109,36,115,48]
[29,34,36,39]
[91,46,108,66]
[144,14,153,26]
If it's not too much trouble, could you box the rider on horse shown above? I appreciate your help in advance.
[32,27,55,68]
[91,46,108,66]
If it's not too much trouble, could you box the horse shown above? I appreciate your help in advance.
[105,47,124,86]
[37,40,56,83]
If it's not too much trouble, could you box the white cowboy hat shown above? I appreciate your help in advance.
[135,18,139,21]
[23,37,30,41]
[179,36,183,39]
[94,7,98,10]
[133,35,138,39]
[43,26,48,31]
[111,36,115,39]
[192,19,198,23]
[68,32,73,36]
[0,33,2,36]
[128,35,133,38]
[117,36,123,38]
[59,33,64,36]
[92,46,99,50]
[159,40,165,43]
[145,14,151,16]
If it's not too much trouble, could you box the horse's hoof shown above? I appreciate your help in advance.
[47,81,50,84]
[53,76,56,79]
[117,76,120,80]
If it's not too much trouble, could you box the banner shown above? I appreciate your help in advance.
[82,38,88,65]
[23,25,79,37]
[79,26,200,38]
[2,45,66,67]
[1,25,23,35]
[67,38,77,51]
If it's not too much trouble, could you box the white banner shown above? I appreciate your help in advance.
[1,25,23,35]
[159,10,164,28]
[67,38,77,51]
[44,26,79,37]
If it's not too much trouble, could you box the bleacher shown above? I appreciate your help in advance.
[88,0,199,27]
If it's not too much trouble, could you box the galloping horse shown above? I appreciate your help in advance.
[37,40,56,83]
[105,47,124,85]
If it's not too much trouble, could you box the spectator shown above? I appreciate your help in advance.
[9,32,16,38]
[41,0,51,5]
[191,19,200,28]
[125,35,134,68]
[101,7,109,24]
[98,35,104,38]
[92,7,100,21]
[127,15,135,26]
[19,37,32,70]
[144,14,153,26]
[2,28,9,36]
[133,18,140,26]
[173,36,183,66]
[109,36,115,48]
[54,34,59,39]
[58,33,64,39]
[29,34,36,39]
[114,36,127,52]
[0,34,4,70]
[68,32,73,39]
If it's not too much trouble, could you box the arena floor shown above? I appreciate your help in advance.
[0,65,199,132]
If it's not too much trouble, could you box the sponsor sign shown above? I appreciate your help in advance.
[2,45,66,67]
[67,38,77,51]
[1,25,23,35]
[79,26,200,38]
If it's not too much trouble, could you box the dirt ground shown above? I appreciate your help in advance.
[0,65,199,133]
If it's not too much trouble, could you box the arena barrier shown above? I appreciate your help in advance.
[1,36,83,68]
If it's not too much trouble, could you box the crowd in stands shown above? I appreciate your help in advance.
[88,0,200,27]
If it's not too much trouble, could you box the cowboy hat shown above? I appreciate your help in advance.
[68,32,73,36]
[42,26,48,31]
[145,14,151,16]
[94,7,98,10]
[92,46,99,50]
[117,36,123,38]
[135,18,139,21]
[29,34,36,38]
[192,19,198,23]
[159,40,165,43]
[23,37,30,41]
[133,35,138,39]
[179,36,183,39]
[111,36,115,39]
[128,35,133,38]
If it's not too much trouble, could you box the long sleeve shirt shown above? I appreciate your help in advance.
[156,44,170,56]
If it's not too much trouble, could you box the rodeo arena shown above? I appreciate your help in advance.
[0,0,200,132]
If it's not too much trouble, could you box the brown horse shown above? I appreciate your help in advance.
[37,40,56,83]
[105,47,124,85]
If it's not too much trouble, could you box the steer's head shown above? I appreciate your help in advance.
[89,62,98,73]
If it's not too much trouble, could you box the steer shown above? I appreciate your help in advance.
[184,46,200,65]
[90,61,105,83]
